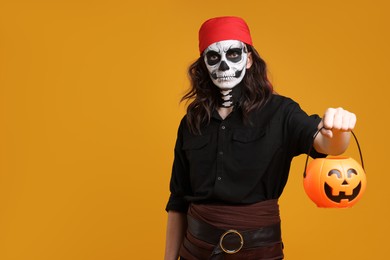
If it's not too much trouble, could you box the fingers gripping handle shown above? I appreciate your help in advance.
[303,128,365,178]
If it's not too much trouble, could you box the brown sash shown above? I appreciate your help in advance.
[180,200,284,260]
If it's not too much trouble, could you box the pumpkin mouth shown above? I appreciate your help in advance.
[324,182,361,203]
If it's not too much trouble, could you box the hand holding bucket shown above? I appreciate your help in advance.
[303,129,367,208]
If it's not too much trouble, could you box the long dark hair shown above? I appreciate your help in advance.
[182,45,274,135]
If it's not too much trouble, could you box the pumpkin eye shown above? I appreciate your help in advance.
[328,169,342,178]
[347,168,358,178]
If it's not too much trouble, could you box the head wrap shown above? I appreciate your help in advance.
[198,16,253,54]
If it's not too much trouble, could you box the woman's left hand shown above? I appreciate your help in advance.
[318,107,357,138]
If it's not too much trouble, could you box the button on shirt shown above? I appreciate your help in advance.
[166,95,326,213]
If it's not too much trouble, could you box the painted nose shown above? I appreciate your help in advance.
[218,61,229,71]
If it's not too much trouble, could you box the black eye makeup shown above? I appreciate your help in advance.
[205,51,221,66]
[226,48,242,62]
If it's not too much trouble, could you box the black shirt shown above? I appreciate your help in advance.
[166,94,326,213]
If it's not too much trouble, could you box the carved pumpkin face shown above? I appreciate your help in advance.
[304,156,366,208]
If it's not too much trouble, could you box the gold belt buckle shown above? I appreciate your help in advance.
[219,229,244,254]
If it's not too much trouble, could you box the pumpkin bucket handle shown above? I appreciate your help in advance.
[303,128,365,178]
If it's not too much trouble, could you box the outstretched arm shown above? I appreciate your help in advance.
[313,107,357,155]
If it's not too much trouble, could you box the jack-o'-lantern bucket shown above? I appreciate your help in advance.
[303,130,366,208]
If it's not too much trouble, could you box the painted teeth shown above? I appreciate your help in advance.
[218,77,234,81]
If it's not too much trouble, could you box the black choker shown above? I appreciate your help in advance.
[219,85,242,108]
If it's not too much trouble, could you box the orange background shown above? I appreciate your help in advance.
[0,0,389,259]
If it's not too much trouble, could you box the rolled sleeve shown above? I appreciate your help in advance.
[286,100,327,158]
[165,117,191,213]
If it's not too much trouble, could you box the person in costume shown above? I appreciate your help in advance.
[164,16,356,260]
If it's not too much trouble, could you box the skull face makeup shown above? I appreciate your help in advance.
[204,40,248,90]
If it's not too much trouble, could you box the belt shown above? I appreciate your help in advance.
[186,215,282,258]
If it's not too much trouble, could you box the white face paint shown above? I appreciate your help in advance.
[203,40,248,90]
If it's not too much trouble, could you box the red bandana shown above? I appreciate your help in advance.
[198,16,253,54]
